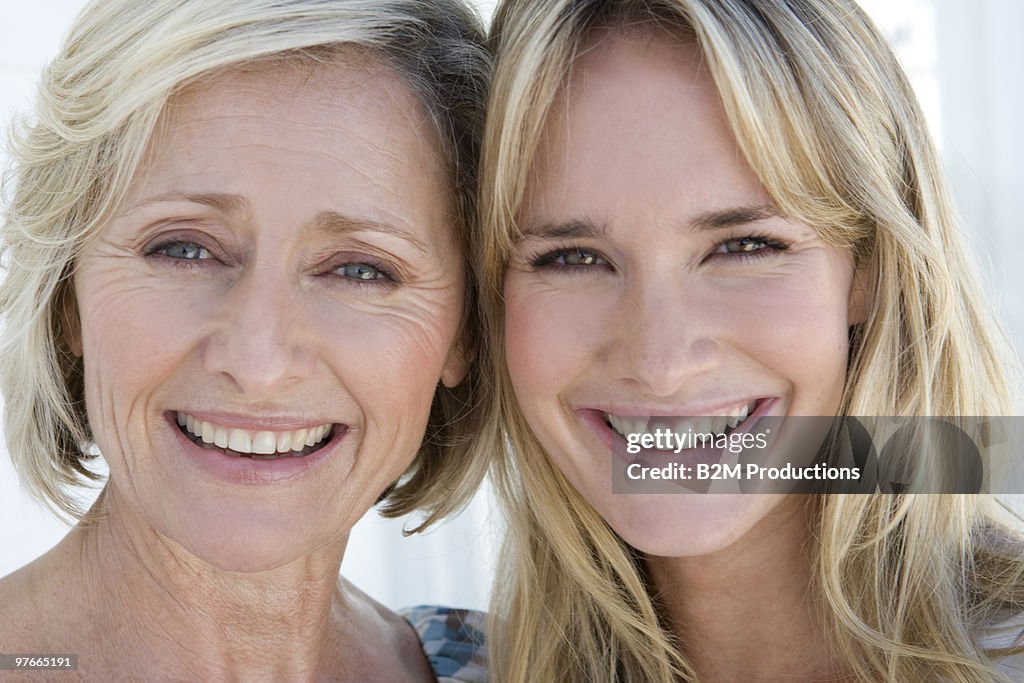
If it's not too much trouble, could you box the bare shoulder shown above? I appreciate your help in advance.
[336,579,437,682]
[0,568,49,656]
[0,553,133,682]
[344,580,429,653]
[0,552,86,652]
[0,575,86,683]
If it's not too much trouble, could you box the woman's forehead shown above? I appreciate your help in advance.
[101,57,460,261]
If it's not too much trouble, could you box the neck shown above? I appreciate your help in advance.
[645,496,845,682]
[63,486,370,680]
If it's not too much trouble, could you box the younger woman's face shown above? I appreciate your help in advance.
[504,31,861,557]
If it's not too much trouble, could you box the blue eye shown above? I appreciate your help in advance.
[150,241,212,260]
[336,262,388,281]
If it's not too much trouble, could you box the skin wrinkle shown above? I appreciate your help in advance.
[121,127,451,289]
[80,489,345,679]
[151,66,434,231]
[78,495,200,677]
[104,211,445,294]
[0,55,462,681]
[93,60,460,532]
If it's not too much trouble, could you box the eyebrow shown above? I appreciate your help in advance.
[518,219,608,241]
[126,191,249,215]
[689,204,781,231]
[519,204,781,241]
[125,192,429,253]
[311,210,429,254]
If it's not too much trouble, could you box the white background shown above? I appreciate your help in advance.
[1,0,1022,612]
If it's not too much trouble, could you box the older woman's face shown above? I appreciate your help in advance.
[504,32,860,557]
[71,56,466,570]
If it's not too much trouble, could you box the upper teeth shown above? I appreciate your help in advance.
[605,401,754,442]
[176,412,332,455]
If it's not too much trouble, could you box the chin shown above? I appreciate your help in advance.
[606,493,790,559]
[161,504,338,574]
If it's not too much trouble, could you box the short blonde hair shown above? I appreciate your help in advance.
[480,1,1024,681]
[0,0,491,525]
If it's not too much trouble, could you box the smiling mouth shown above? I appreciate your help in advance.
[175,411,336,459]
[603,399,761,446]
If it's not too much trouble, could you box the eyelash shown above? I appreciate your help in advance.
[526,233,791,272]
[144,239,400,287]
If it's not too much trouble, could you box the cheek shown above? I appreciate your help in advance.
[730,271,852,401]
[76,269,206,442]
[77,260,211,362]
[316,293,461,418]
[738,287,848,351]
[504,278,607,400]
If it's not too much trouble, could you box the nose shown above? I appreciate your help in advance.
[606,276,721,397]
[202,269,316,400]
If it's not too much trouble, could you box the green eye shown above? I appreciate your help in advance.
[530,247,607,268]
[712,234,790,260]
[721,237,768,253]
[560,249,603,266]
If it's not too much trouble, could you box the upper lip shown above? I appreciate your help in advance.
[170,410,341,431]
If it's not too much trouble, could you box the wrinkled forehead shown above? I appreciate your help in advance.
[117,53,457,236]
[143,51,443,185]
[101,54,461,267]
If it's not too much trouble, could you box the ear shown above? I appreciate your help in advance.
[847,265,870,326]
[440,340,470,389]
[59,285,83,357]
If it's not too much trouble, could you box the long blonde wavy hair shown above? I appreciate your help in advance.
[477,0,1024,680]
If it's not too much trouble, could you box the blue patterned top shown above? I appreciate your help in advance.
[401,605,489,682]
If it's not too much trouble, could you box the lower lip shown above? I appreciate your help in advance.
[578,398,778,467]
[167,413,346,485]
